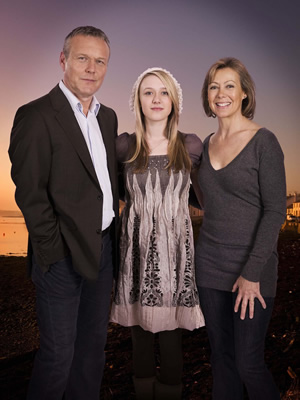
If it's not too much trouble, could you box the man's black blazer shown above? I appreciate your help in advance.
[9,85,119,280]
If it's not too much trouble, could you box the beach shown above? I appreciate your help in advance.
[0,212,27,257]
[0,231,299,399]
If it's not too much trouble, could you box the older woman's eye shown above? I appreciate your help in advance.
[209,85,217,90]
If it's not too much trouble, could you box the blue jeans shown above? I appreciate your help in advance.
[27,233,113,400]
[197,287,280,400]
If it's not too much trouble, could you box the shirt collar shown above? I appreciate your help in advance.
[59,80,100,116]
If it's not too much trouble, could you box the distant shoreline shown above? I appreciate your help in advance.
[0,210,23,218]
[0,254,27,258]
[1,216,24,219]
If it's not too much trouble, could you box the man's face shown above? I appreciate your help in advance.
[60,35,110,105]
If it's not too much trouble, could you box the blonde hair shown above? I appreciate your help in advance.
[128,68,191,173]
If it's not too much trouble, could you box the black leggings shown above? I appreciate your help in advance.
[131,326,183,385]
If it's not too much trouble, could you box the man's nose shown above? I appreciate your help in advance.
[86,60,96,73]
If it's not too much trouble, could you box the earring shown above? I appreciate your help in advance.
[243,94,247,99]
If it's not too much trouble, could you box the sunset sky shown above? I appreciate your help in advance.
[1,0,299,210]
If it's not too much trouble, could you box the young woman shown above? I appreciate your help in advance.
[110,67,204,399]
[194,57,286,400]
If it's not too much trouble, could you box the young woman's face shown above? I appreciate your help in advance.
[139,74,172,123]
[207,67,246,119]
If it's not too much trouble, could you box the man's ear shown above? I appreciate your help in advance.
[59,52,66,72]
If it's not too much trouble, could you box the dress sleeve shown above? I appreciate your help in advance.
[116,132,133,163]
[184,133,203,169]
[241,129,287,282]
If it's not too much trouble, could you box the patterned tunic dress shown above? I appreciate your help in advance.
[110,132,205,333]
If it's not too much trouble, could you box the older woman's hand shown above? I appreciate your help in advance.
[232,276,266,320]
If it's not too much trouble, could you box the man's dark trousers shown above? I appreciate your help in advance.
[27,232,113,400]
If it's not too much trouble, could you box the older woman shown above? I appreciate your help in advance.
[194,57,286,400]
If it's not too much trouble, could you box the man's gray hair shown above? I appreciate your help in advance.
[63,26,110,58]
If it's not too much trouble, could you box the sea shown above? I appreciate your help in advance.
[0,210,28,256]
[0,208,298,257]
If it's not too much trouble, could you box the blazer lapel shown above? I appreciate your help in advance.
[49,85,100,189]
[97,107,116,189]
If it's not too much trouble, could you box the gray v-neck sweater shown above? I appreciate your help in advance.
[195,128,286,297]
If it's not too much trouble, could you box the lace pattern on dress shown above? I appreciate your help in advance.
[115,156,199,309]
[140,217,164,307]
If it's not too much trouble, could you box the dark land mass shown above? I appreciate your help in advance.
[0,228,299,399]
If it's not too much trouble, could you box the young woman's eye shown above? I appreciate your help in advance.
[161,91,169,96]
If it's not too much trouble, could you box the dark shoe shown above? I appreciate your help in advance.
[133,376,155,400]
[154,380,182,399]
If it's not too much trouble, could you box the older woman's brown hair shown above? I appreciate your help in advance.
[202,57,256,120]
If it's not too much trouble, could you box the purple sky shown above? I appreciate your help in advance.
[1,0,299,210]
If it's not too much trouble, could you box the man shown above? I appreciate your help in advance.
[9,26,118,399]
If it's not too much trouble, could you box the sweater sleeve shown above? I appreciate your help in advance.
[184,133,203,169]
[241,130,286,282]
[116,132,133,163]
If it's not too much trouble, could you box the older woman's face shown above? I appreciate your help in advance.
[207,68,246,119]
[139,74,172,124]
